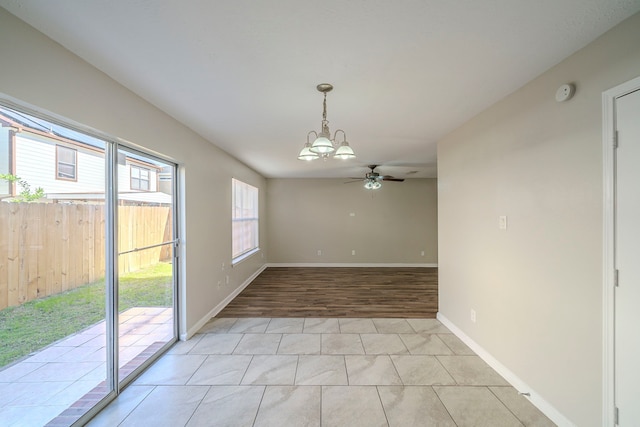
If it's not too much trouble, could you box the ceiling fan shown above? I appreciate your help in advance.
[346,165,405,189]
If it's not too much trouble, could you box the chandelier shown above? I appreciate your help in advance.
[298,83,356,161]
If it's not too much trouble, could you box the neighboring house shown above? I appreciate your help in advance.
[0,109,171,204]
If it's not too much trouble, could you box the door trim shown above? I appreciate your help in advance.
[602,75,640,427]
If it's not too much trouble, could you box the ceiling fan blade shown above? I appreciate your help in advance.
[343,180,363,184]
[382,177,405,182]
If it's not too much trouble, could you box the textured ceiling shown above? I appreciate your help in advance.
[1,1,639,179]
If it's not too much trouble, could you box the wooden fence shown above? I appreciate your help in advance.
[0,203,172,310]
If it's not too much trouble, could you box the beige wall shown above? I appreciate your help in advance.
[437,12,640,426]
[267,178,437,264]
[0,8,267,338]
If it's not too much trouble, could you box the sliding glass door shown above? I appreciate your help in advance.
[116,147,176,384]
[0,102,178,425]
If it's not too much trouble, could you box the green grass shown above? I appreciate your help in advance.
[0,262,173,368]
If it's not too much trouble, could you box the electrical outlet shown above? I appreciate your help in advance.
[421,251,425,256]
[352,250,356,256]
[317,250,322,256]
[217,281,221,289]
[225,276,229,285]
[470,309,477,323]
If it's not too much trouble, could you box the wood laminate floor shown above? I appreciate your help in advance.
[218,267,438,318]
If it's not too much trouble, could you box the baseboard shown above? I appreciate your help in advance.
[181,263,268,340]
[436,313,575,427]
[266,263,438,268]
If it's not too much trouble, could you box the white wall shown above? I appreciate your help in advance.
[267,178,437,265]
[437,12,640,426]
[0,7,267,338]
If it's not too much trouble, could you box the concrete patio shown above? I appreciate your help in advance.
[0,307,174,427]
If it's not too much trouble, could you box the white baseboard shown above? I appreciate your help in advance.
[266,263,438,268]
[436,313,575,427]
[181,263,268,340]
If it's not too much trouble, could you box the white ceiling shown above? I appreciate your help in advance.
[1,1,639,179]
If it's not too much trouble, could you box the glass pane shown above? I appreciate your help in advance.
[57,162,76,179]
[117,148,175,383]
[0,105,109,425]
[57,146,76,164]
[232,179,259,259]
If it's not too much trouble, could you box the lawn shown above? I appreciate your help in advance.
[0,262,173,368]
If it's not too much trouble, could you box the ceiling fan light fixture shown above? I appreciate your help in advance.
[350,166,403,190]
[298,83,356,161]
[364,179,381,190]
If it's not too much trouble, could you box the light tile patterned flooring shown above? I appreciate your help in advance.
[0,307,173,427]
[88,317,556,427]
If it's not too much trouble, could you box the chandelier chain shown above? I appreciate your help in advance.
[322,92,328,126]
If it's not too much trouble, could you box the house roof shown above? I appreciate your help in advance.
[0,107,161,170]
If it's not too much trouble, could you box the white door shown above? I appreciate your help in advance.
[615,88,640,425]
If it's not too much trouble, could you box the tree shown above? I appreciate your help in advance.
[0,174,45,202]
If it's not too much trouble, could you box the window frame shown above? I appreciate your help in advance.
[231,178,259,263]
[130,164,150,191]
[56,144,77,181]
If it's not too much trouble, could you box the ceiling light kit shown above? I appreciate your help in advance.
[298,84,356,161]
[347,165,405,190]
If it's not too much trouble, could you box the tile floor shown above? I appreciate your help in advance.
[0,307,174,427]
[87,317,556,427]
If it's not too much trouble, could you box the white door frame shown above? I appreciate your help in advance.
[602,75,640,427]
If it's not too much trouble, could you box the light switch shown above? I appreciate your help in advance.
[499,216,508,230]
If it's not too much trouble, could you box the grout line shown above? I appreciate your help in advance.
[183,385,211,426]
[183,353,208,385]
[274,332,284,355]
[292,355,300,386]
[388,354,404,386]
[375,385,391,427]
[238,355,255,385]
[431,385,459,426]
[487,386,528,425]
[251,385,267,426]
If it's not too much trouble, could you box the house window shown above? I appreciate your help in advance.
[56,145,77,180]
[232,178,259,262]
[131,165,150,191]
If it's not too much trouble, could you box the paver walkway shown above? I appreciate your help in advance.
[0,307,174,427]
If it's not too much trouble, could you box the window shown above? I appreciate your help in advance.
[56,145,77,180]
[232,178,259,261]
[131,165,150,190]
